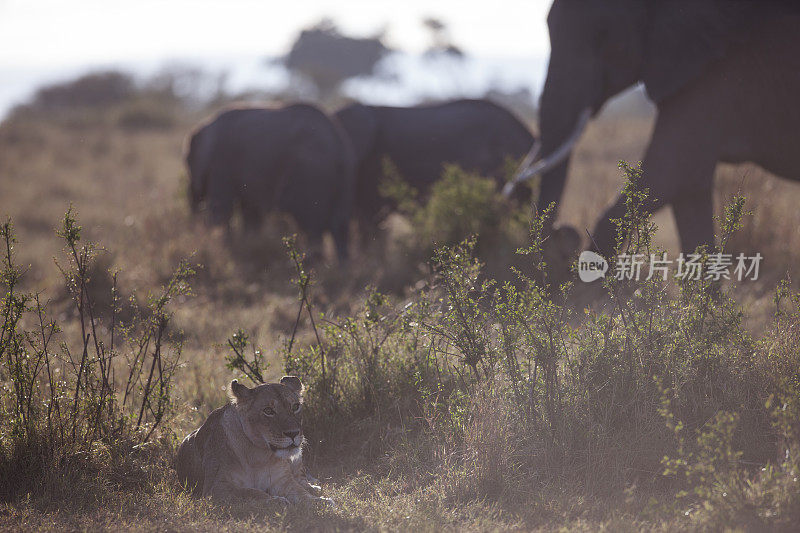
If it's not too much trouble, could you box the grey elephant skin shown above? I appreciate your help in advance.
[335,99,535,229]
[185,104,354,260]
[532,0,800,254]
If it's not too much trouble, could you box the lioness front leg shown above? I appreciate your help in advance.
[291,460,322,495]
[271,473,332,505]
[208,481,290,505]
[301,478,323,496]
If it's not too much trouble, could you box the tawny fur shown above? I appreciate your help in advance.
[176,377,326,504]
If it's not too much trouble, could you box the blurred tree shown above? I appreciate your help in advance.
[145,64,228,107]
[422,17,464,59]
[283,19,391,99]
[28,71,135,110]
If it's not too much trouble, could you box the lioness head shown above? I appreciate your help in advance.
[229,376,304,460]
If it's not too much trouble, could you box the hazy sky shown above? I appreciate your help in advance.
[0,0,552,67]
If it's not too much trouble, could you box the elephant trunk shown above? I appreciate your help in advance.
[188,188,200,214]
[533,74,600,215]
[504,60,595,203]
[505,108,590,196]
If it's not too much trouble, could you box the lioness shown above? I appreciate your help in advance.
[176,376,327,504]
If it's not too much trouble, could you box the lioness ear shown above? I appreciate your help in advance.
[228,379,251,403]
[280,375,303,395]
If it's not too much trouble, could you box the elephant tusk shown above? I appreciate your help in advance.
[503,107,592,197]
[502,140,541,196]
[501,179,519,198]
[518,139,543,176]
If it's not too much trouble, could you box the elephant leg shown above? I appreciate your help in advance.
[356,215,384,252]
[241,203,264,234]
[592,100,719,255]
[205,175,235,229]
[671,186,714,253]
[330,221,350,263]
[591,173,712,256]
[206,199,234,228]
[304,232,325,266]
[589,194,664,256]
[640,95,719,253]
[590,198,622,255]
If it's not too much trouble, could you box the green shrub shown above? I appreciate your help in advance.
[267,161,799,523]
[377,163,532,288]
[0,209,192,501]
[659,394,800,530]
[411,165,504,246]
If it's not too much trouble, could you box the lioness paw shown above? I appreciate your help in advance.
[316,496,336,508]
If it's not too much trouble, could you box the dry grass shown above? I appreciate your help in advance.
[2,96,800,531]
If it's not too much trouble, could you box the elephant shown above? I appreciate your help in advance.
[334,99,535,231]
[505,0,800,255]
[185,103,355,260]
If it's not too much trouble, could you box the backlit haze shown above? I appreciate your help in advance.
[0,0,553,117]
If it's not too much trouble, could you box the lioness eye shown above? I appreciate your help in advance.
[291,403,301,413]
[263,406,275,417]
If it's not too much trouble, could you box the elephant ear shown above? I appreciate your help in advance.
[641,0,756,103]
[335,103,377,165]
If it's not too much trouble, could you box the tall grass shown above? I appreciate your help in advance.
[254,162,800,527]
[0,209,192,502]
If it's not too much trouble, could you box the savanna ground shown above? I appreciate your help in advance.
[1,77,800,531]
